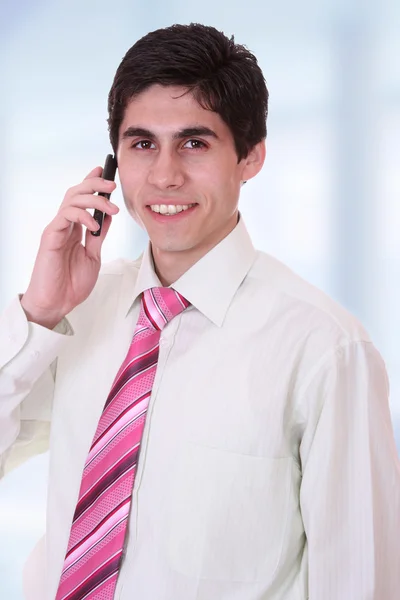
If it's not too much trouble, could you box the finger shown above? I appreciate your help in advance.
[64,178,117,202]
[84,213,113,259]
[84,166,103,180]
[50,206,101,233]
[63,193,119,215]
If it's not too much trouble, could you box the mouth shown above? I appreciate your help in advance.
[146,203,198,218]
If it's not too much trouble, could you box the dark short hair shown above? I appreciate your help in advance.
[107,23,268,161]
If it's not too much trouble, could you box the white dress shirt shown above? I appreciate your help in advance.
[1,216,399,600]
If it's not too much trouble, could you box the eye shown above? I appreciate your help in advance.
[183,139,207,150]
[132,140,155,150]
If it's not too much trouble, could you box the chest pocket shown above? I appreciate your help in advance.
[164,442,300,582]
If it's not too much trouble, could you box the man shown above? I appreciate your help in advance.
[0,22,399,600]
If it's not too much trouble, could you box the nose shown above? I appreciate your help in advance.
[147,148,185,190]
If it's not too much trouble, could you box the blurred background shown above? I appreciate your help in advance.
[0,0,399,597]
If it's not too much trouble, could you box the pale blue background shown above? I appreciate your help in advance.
[0,0,399,598]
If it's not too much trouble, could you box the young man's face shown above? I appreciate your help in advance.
[116,84,264,259]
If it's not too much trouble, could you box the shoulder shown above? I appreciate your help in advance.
[242,251,387,417]
[246,250,370,346]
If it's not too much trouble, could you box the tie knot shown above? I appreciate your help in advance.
[141,287,190,331]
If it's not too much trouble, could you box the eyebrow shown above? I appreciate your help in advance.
[121,126,219,141]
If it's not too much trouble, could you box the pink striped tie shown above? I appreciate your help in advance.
[55,287,190,600]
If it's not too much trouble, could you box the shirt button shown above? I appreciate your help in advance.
[30,350,40,359]
[159,338,170,348]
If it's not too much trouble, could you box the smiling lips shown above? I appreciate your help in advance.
[148,203,197,215]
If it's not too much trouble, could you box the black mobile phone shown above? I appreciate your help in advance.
[91,154,118,237]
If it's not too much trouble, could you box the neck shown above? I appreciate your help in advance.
[151,214,239,286]
[151,246,205,287]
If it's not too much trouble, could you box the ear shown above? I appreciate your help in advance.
[240,140,266,183]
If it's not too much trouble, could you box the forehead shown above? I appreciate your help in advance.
[120,84,226,133]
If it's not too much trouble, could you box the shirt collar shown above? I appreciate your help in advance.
[128,215,257,327]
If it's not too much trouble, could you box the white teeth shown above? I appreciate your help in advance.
[150,203,195,215]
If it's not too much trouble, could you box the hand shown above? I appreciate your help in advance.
[21,166,119,329]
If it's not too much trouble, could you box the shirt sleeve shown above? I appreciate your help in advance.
[0,296,73,476]
[299,340,400,600]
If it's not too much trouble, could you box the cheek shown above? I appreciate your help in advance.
[118,169,146,203]
[119,167,141,188]
[203,167,241,199]
[190,163,227,189]
[117,151,148,183]
[201,156,241,186]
